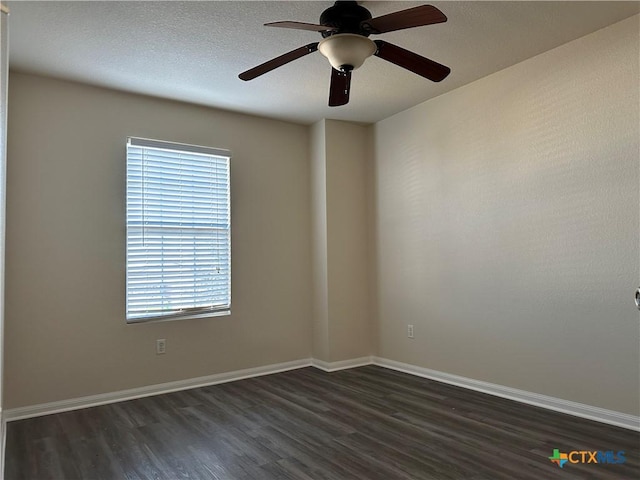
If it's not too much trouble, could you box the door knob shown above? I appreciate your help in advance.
[636,287,640,310]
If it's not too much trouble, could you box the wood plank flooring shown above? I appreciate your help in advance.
[5,365,639,479]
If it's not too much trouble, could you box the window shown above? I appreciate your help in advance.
[126,137,231,323]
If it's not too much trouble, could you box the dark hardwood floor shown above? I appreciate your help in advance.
[5,365,639,479]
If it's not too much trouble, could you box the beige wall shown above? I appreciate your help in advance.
[310,120,329,360]
[311,119,371,362]
[0,6,8,459]
[372,16,640,415]
[324,120,371,361]
[5,73,312,408]
[5,16,638,418]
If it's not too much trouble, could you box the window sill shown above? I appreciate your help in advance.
[127,309,231,325]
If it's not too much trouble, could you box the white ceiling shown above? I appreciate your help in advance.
[7,1,640,124]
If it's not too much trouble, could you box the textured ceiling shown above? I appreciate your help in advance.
[7,1,640,124]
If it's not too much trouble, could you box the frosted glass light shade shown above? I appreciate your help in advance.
[318,34,376,71]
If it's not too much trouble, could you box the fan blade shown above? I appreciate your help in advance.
[239,43,319,81]
[329,68,351,107]
[362,5,447,34]
[374,40,450,82]
[265,21,336,33]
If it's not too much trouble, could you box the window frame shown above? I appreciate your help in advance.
[125,136,231,324]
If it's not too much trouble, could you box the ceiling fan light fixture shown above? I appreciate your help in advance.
[318,33,376,71]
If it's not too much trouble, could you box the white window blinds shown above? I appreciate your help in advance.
[126,137,231,322]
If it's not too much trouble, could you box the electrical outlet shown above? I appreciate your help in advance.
[407,325,414,339]
[156,339,166,355]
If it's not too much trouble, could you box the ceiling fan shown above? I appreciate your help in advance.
[238,1,451,107]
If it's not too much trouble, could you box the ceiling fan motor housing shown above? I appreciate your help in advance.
[319,1,373,38]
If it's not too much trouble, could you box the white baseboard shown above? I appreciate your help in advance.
[311,356,373,372]
[5,356,638,432]
[3,358,312,422]
[3,357,374,421]
[372,357,640,432]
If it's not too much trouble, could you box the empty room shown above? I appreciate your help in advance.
[0,1,638,479]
